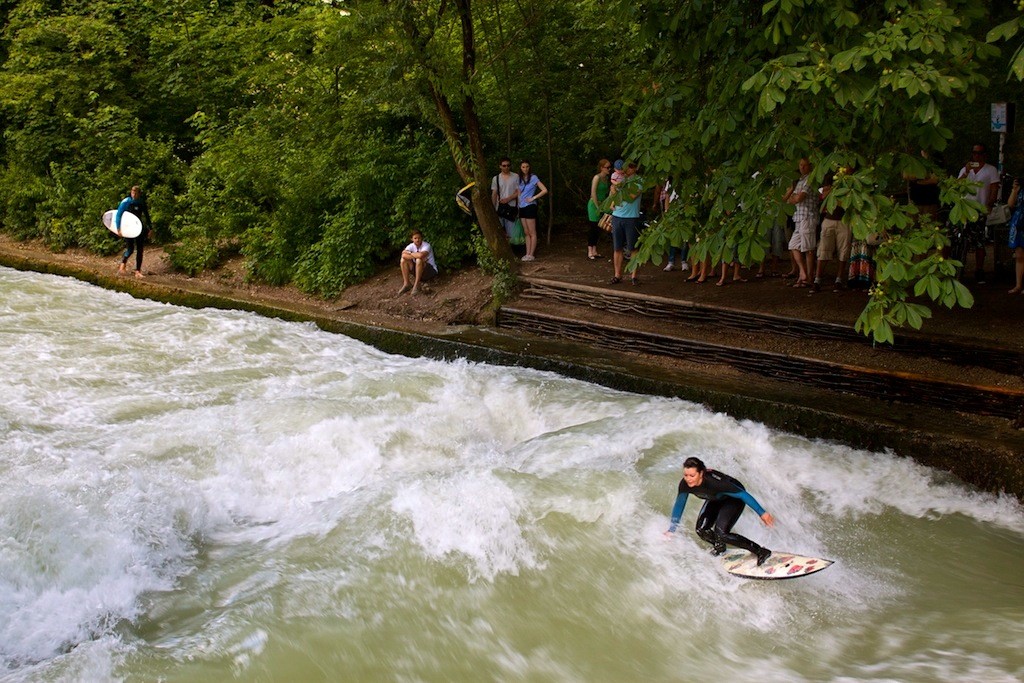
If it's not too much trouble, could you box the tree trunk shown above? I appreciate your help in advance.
[453,0,517,263]
[399,0,516,265]
[425,82,516,263]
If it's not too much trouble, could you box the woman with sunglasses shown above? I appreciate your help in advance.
[586,159,612,260]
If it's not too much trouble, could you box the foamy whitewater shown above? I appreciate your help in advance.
[0,267,1022,682]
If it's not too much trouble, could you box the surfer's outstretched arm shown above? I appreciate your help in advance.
[722,490,765,515]
[665,493,689,533]
[721,491,774,527]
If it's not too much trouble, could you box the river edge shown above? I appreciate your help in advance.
[1,238,1022,501]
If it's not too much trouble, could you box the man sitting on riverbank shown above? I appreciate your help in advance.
[398,230,438,295]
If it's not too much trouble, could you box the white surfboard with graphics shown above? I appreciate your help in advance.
[102,210,143,239]
[722,549,833,580]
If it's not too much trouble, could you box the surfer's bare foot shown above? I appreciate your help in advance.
[410,285,419,295]
[118,262,126,274]
[397,284,410,295]
[134,270,144,278]
[755,547,771,566]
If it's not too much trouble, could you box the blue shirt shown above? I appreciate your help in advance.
[518,174,541,207]
[612,176,643,219]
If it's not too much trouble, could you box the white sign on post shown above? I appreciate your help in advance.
[991,102,1013,172]
[992,102,1009,133]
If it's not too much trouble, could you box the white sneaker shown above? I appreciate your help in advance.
[663,262,675,272]
[521,254,535,262]
[680,262,690,272]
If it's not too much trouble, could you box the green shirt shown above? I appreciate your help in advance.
[587,176,611,222]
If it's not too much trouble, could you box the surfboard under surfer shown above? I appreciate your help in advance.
[116,185,152,278]
[663,457,775,566]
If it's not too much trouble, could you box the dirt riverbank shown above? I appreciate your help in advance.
[0,233,496,335]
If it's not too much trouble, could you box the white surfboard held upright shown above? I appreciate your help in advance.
[102,210,143,239]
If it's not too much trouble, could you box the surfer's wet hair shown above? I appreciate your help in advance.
[683,457,706,472]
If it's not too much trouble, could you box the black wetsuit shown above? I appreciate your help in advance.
[117,195,152,272]
[668,469,769,555]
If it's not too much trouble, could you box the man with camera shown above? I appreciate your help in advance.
[491,157,519,238]
[957,143,1001,284]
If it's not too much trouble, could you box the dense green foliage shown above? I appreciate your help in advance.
[0,0,1018,340]
[620,0,1012,343]
[0,0,623,295]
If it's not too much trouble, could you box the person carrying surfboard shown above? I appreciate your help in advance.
[116,186,152,278]
[664,457,775,566]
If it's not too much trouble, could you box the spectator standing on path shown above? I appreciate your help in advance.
[847,236,876,290]
[660,179,689,272]
[769,180,799,279]
[116,185,153,279]
[516,160,547,262]
[609,161,643,285]
[811,169,852,293]
[398,230,438,295]
[1005,177,1024,294]
[783,158,819,288]
[586,159,612,260]
[957,143,1001,284]
[687,254,713,283]
[907,149,942,225]
[491,157,519,239]
[759,196,795,278]
[716,255,745,286]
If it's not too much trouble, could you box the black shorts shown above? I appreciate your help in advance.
[518,204,538,220]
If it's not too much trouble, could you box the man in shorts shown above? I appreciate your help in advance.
[609,162,643,285]
[957,143,1001,284]
[784,158,819,287]
[398,230,438,295]
[812,170,851,292]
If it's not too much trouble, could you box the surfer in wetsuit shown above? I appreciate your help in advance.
[116,185,152,278]
[664,456,775,566]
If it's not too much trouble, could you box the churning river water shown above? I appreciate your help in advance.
[0,266,1022,682]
